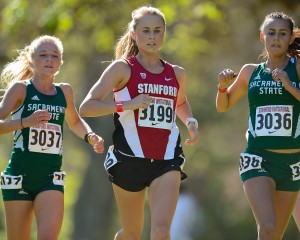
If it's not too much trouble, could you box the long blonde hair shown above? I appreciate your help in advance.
[1,35,63,89]
[114,6,166,60]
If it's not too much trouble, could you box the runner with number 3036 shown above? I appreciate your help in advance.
[255,105,292,136]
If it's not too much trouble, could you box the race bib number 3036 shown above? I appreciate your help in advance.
[255,105,293,137]
[138,97,174,130]
[28,123,62,154]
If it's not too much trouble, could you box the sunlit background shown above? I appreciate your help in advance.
[0,0,300,239]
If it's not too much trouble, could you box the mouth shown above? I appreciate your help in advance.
[271,44,281,48]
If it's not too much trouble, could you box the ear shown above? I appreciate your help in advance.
[290,34,296,44]
[28,60,34,68]
[259,32,265,42]
[28,57,35,69]
[130,31,136,41]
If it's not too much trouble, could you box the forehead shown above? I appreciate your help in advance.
[263,18,290,31]
[35,41,60,53]
[136,14,165,28]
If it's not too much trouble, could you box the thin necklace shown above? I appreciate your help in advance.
[265,57,289,72]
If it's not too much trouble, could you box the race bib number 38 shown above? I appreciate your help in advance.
[255,105,293,136]
[29,123,62,154]
[138,97,174,130]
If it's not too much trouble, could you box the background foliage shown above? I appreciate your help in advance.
[0,0,300,239]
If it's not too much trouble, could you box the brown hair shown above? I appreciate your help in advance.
[1,35,63,89]
[114,6,166,60]
[259,12,300,61]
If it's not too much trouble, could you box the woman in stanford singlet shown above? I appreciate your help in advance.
[80,6,199,240]
[113,55,182,160]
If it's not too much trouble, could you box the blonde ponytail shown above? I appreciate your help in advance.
[114,29,139,60]
[1,46,32,89]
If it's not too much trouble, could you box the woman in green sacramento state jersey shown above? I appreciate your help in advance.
[0,35,104,240]
[216,12,300,239]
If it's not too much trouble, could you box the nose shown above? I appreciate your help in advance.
[274,33,280,41]
[149,32,155,39]
[46,55,52,62]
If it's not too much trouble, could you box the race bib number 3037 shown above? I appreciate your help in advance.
[28,123,62,154]
[138,97,174,130]
[255,105,293,136]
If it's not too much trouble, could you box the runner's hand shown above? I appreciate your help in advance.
[185,123,199,145]
[218,69,237,89]
[89,134,105,154]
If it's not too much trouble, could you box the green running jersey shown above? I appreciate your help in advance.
[247,58,300,149]
[10,80,67,162]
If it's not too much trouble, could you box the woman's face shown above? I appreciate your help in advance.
[31,41,62,78]
[132,14,165,54]
[260,18,294,57]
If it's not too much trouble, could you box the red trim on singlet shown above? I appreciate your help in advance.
[114,55,180,159]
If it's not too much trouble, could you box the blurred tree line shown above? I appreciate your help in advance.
[0,0,300,239]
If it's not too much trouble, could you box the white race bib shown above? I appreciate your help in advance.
[104,146,118,171]
[138,97,174,130]
[0,172,23,189]
[290,162,300,181]
[53,171,66,186]
[255,105,293,136]
[239,153,263,174]
[28,123,62,154]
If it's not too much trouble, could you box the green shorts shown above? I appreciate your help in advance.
[239,148,300,191]
[1,157,65,201]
